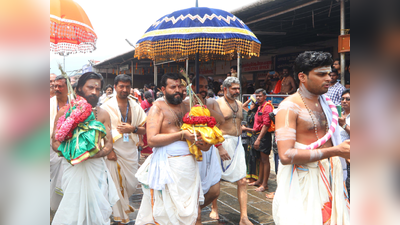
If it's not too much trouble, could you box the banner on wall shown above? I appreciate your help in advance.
[241,60,272,72]
[199,63,215,75]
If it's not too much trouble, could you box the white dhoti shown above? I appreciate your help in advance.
[273,142,350,225]
[105,138,138,224]
[135,141,204,225]
[197,146,221,196]
[50,146,64,211]
[101,95,146,223]
[52,158,119,225]
[216,135,246,182]
[50,96,65,211]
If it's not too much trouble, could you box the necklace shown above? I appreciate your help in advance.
[164,97,183,128]
[224,96,238,122]
[224,96,240,136]
[92,107,98,120]
[298,92,328,141]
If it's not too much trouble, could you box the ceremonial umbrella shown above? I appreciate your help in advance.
[134,7,261,94]
[50,0,97,70]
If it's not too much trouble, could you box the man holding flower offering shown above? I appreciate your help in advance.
[51,72,119,225]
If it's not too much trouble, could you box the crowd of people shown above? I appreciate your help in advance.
[49,51,350,225]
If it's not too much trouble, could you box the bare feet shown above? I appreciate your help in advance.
[209,208,219,220]
[248,181,261,186]
[265,192,275,199]
[255,185,267,192]
[239,217,253,225]
[246,178,256,183]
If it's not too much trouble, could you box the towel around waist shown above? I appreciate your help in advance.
[153,141,189,157]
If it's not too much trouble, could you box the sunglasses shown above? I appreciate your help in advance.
[341,97,350,101]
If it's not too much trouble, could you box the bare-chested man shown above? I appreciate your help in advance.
[212,77,253,225]
[185,76,225,223]
[273,51,350,224]
[51,72,119,224]
[135,73,212,225]
[279,68,296,95]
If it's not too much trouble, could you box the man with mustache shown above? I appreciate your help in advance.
[184,76,225,223]
[213,77,253,225]
[135,73,211,225]
[101,74,147,224]
[51,72,118,224]
[49,75,70,213]
[273,51,350,224]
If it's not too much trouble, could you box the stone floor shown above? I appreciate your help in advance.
[113,155,278,225]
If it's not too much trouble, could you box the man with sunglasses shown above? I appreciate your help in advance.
[326,68,345,105]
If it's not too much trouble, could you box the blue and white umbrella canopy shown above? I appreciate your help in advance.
[134,7,261,62]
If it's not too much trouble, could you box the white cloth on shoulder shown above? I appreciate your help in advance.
[215,135,246,182]
[197,145,222,196]
[135,141,204,225]
[52,158,119,225]
[273,95,350,225]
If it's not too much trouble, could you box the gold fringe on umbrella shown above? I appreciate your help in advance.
[134,38,260,62]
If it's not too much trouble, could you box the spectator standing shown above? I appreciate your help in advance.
[326,68,346,105]
[338,89,351,199]
[241,96,260,184]
[248,89,273,192]
[279,68,296,95]
[140,91,154,114]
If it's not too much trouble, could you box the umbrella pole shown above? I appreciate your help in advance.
[63,55,66,71]
[195,52,199,93]
[186,58,189,78]
[195,0,199,93]
[153,61,157,86]
[237,51,242,100]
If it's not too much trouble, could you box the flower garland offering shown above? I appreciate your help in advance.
[55,96,92,142]
[178,68,224,161]
[55,96,106,165]
[181,105,224,161]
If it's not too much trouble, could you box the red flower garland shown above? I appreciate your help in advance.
[55,96,92,142]
[183,113,217,128]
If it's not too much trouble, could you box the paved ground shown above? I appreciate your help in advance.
[114,155,278,225]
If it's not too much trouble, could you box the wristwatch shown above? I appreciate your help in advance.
[342,124,347,129]
[133,126,138,133]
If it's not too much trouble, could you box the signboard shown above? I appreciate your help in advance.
[199,63,215,75]
[241,60,272,72]
[338,34,350,53]
[120,64,129,72]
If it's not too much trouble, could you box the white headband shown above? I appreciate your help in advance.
[313,66,332,73]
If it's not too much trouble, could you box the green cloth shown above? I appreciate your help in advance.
[13,123,49,165]
[58,112,106,163]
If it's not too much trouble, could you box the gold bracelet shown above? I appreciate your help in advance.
[181,131,185,141]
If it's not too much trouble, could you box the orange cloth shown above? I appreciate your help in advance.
[273,79,282,93]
